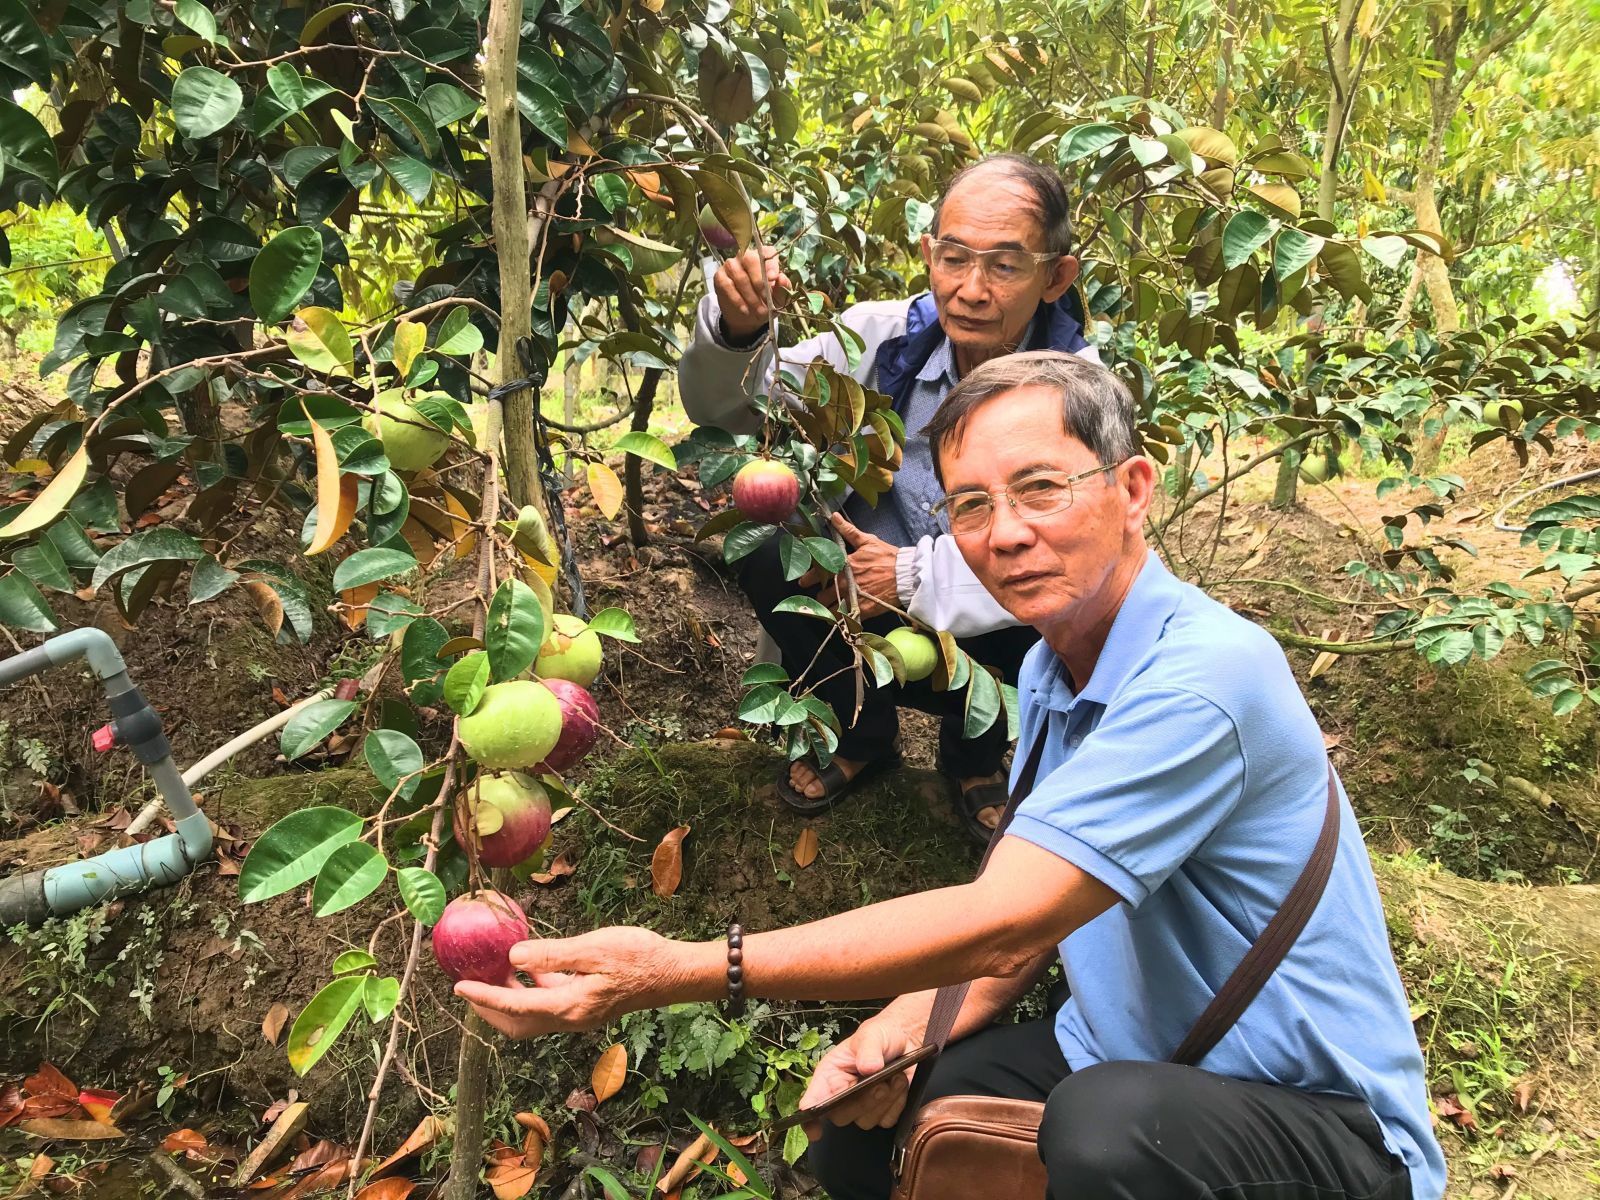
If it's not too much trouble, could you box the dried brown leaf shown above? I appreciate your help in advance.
[1513,1080,1533,1113]
[529,851,576,885]
[650,825,690,898]
[16,1119,124,1140]
[487,1161,540,1200]
[371,1115,443,1177]
[243,580,284,639]
[161,1129,208,1155]
[656,1133,718,1193]
[591,1044,627,1105]
[563,1089,596,1112]
[792,828,819,868]
[354,1179,416,1200]
[262,1003,290,1046]
[24,1064,76,1100]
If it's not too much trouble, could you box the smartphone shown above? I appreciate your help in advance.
[764,1042,937,1135]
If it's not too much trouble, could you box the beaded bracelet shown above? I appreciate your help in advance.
[725,922,746,1017]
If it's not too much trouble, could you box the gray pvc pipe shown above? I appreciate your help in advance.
[0,628,213,925]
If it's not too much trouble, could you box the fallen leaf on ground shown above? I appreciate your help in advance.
[262,1003,290,1046]
[564,1089,596,1112]
[28,1153,53,1181]
[650,825,690,897]
[488,1160,540,1200]
[1513,1080,1533,1112]
[591,1044,627,1104]
[355,1179,416,1200]
[514,1112,551,1137]
[289,1139,347,1173]
[1489,1163,1518,1180]
[76,1090,119,1123]
[24,1065,75,1101]
[712,727,746,741]
[244,580,285,638]
[656,1133,718,1193]
[792,828,819,868]
[529,851,576,885]
[17,1118,124,1140]
[161,1129,208,1155]
[1432,1093,1477,1130]
[371,1115,444,1176]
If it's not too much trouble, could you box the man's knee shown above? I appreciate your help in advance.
[808,1121,893,1200]
[1038,1062,1182,1195]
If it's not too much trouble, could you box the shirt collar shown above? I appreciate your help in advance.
[1033,551,1184,713]
[917,335,956,385]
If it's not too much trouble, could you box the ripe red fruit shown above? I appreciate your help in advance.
[539,678,600,773]
[454,771,552,868]
[732,459,800,524]
[432,890,527,985]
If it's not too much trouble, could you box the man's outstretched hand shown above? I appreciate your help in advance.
[801,512,898,618]
[455,926,694,1038]
[715,247,792,343]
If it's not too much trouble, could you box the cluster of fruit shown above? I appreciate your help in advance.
[431,616,603,986]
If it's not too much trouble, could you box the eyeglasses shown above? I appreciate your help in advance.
[926,238,1060,288]
[931,464,1121,535]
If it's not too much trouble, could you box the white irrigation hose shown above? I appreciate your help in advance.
[1492,467,1600,533]
[123,687,336,837]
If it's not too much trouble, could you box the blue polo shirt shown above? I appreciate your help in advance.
[1008,552,1445,1200]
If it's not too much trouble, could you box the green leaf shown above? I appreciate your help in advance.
[332,949,378,973]
[421,83,479,126]
[239,805,364,903]
[778,530,811,581]
[1058,123,1124,163]
[12,537,73,592]
[175,0,218,41]
[287,976,365,1075]
[433,306,484,356]
[397,866,446,925]
[379,152,433,204]
[0,571,57,632]
[1360,234,1409,270]
[333,546,418,592]
[171,66,243,139]
[0,1,52,88]
[485,578,544,682]
[741,662,789,686]
[1221,211,1273,270]
[401,617,449,702]
[312,841,387,916]
[280,698,358,759]
[613,431,677,470]
[804,537,845,574]
[962,662,1002,739]
[772,595,834,619]
[370,96,441,159]
[364,729,423,800]
[1551,688,1584,716]
[0,99,58,184]
[687,1116,767,1191]
[581,1166,633,1200]
[250,226,323,324]
[587,606,640,643]
[723,521,777,564]
[363,975,400,1022]
[188,554,237,604]
[90,528,205,590]
[517,45,573,142]
[366,591,422,640]
[286,307,353,375]
[1273,228,1323,278]
[444,650,491,715]
[738,683,786,723]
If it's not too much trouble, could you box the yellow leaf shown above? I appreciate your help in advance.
[487,1162,539,1200]
[1308,650,1339,679]
[305,420,356,555]
[793,827,819,868]
[587,461,625,520]
[393,320,426,379]
[339,582,379,630]
[443,490,477,560]
[1356,0,1378,37]
[591,1044,627,1105]
[243,579,285,639]
[1247,182,1301,219]
[0,445,88,539]
[1362,165,1387,203]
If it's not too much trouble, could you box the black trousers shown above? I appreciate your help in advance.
[737,535,1038,777]
[809,1020,1413,1200]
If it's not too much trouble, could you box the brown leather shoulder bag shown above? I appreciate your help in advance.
[888,734,1342,1200]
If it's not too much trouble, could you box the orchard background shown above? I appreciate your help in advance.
[0,0,1598,1197]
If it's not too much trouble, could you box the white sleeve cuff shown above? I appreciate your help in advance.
[895,544,919,606]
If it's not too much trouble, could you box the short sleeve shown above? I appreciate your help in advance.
[1006,689,1245,907]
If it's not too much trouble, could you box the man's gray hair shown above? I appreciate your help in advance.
[924,351,1140,485]
[932,153,1074,256]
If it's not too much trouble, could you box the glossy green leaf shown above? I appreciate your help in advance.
[586,606,640,643]
[239,805,364,903]
[89,528,205,590]
[0,99,57,184]
[723,521,776,564]
[772,595,833,619]
[287,975,365,1075]
[804,537,846,574]
[364,728,423,799]
[363,975,400,1022]
[1273,228,1323,278]
[1221,211,1273,270]
[1058,123,1123,163]
[12,537,73,592]
[280,698,358,759]
[613,431,677,470]
[332,546,418,592]
[332,949,378,974]
[433,307,484,356]
[312,841,387,916]
[485,578,544,682]
[397,866,446,925]
[250,226,323,324]
[286,307,353,375]
[0,570,57,632]
[444,650,491,715]
[172,66,243,139]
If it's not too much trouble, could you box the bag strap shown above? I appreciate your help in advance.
[1168,763,1341,1066]
[894,746,1342,1155]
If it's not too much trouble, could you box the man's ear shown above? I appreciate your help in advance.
[1120,456,1158,531]
[1041,255,1079,303]
[920,232,934,267]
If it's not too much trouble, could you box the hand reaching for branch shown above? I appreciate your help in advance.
[715,247,792,342]
[800,512,898,618]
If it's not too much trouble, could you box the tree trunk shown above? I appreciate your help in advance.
[1211,0,1239,130]
[624,370,662,547]
[483,0,546,516]
[1271,446,1303,510]
[1316,0,1359,222]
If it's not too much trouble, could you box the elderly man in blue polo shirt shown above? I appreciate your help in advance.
[456,351,1446,1199]
[679,153,1100,840]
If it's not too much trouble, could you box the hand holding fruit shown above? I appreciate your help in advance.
[454,925,688,1038]
[805,512,897,618]
[715,247,792,342]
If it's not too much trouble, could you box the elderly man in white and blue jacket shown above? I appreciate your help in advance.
[678,155,1103,841]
